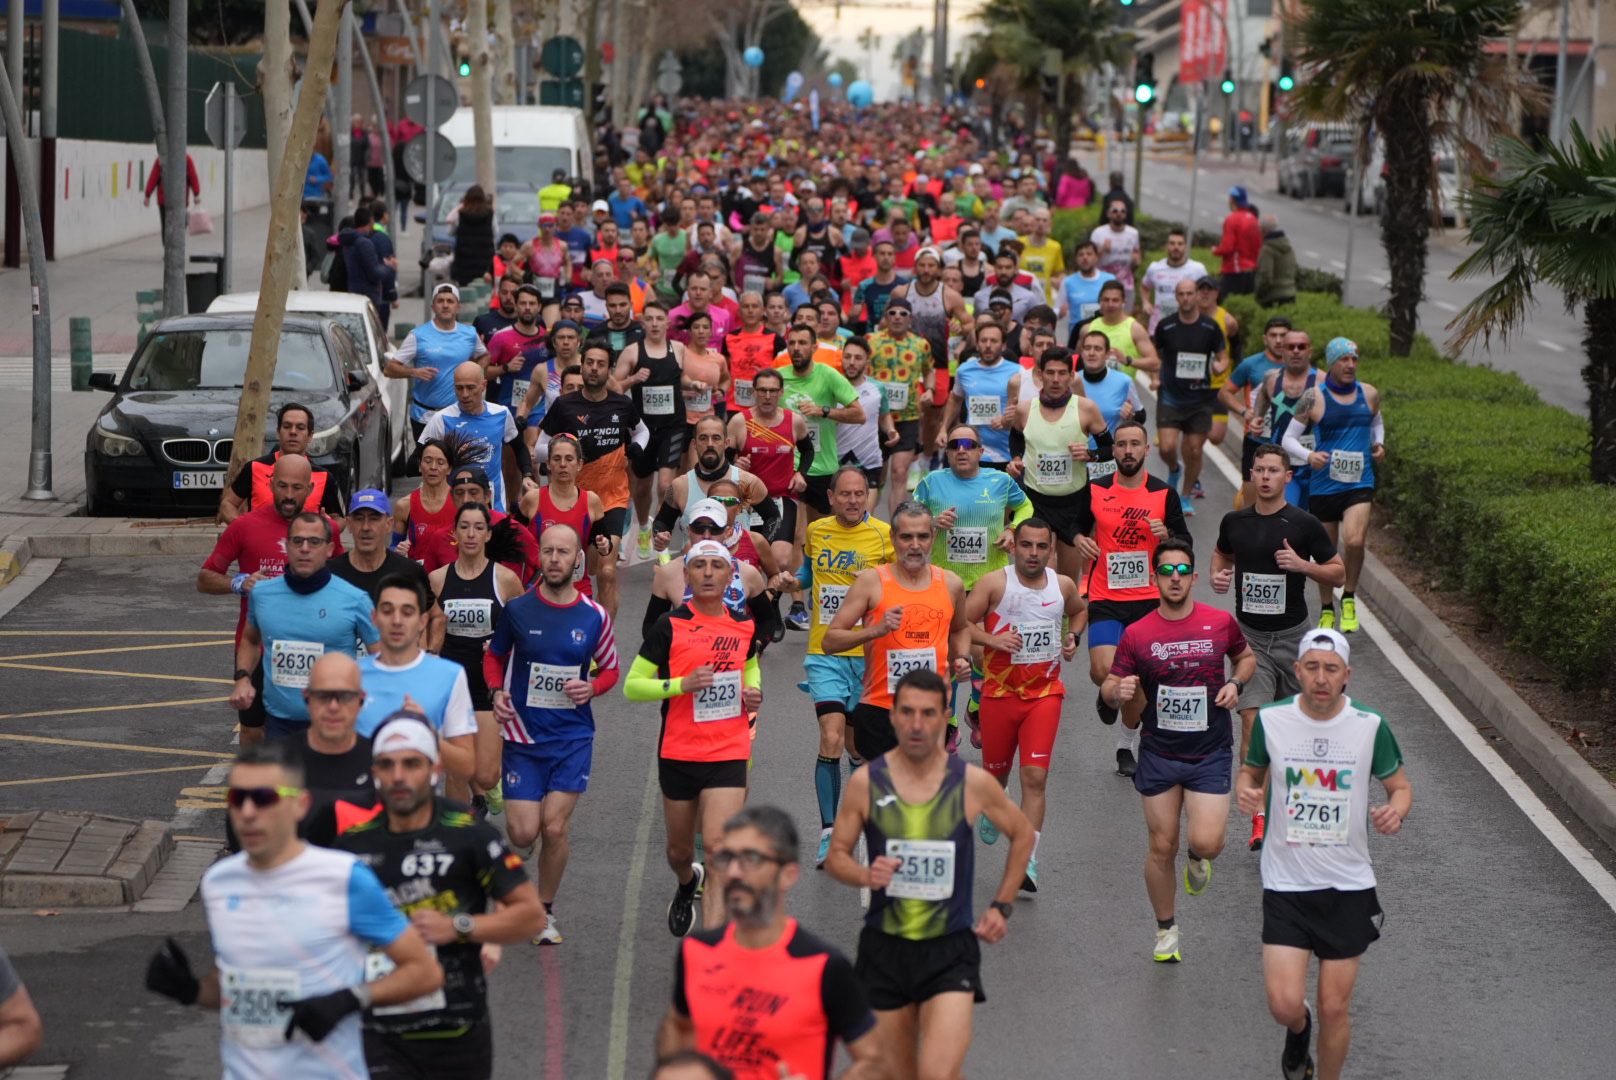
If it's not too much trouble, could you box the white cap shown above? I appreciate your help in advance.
[968,163,985,176]
[432,281,460,300]
[686,539,732,562]
[1298,627,1351,665]
[687,498,728,527]
[372,713,440,763]
[591,199,610,213]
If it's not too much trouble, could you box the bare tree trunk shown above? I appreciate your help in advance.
[0,53,53,498]
[492,0,517,104]
[226,0,350,487]
[162,1,186,316]
[629,1,658,116]
[582,0,604,163]
[468,0,497,192]
[260,1,304,286]
[1584,297,1616,486]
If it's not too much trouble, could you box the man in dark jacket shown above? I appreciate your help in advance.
[1254,213,1298,307]
[340,205,395,311]
[368,201,400,331]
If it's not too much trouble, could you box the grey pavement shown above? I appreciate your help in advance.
[2,453,1613,1078]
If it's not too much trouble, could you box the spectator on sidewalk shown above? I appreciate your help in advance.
[1213,186,1263,296]
[369,201,401,331]
[1254,213,1298,308]
[143,154,201,238]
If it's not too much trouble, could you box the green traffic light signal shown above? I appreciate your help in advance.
[1120,0,1134,6]
[1220,72,1235,95]
[1134,83,1154,104]
[1277,73,1294,92]
[458,60,472,77]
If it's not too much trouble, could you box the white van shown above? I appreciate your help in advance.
[437,106,590,189]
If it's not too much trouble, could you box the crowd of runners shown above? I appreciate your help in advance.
[148,97,1412,1080]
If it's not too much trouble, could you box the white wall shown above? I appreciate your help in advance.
[1,138,271,260]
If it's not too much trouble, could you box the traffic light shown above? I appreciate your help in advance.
[1134,52,1155,104]
[1258,36,1273,60]
[458,58,473,77]
[1119,0,1134,6]
[1277,59,1295,93]
[1220,70,1235,95]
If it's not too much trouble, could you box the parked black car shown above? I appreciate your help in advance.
[84,313,391,517]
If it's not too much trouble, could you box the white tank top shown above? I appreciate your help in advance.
[989,568,1065,666]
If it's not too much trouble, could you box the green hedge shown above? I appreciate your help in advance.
[1221,291,1616,690]
[1051,207,1217,265]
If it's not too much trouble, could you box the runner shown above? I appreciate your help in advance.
[217,402,346,524]
[1058,241,1117,329]
[793,465,894,863]
[393,439,457,557]
[1220,316,1292,506]
[484,284,546,411]
[963,519,1085,894]
[824,669,1032,1080]
[1152,278,1230,517]
[775,324,866,528]
[334,490,436,610]
[680,312,731,452]
[1237,628,1412,1080]
[145,741,441,1078]
[199,455,344,747]
[1075,330,1145,441]
[893,248,970,467]
[413,465,541,585]
[971,248,1039,322]
[1213,443,1345,850]
[727,367,812,574]
[650,417,776,556]
[864,299,934,513]
[836,337,897,500]
[822,501,972,760]
[626,541,765,935]
[724,292,788,414]
[539,341,645,618]
[1140,229,1209,334]
[1281,338,1384,633]
[1077,420,1190,777]
[1252,329,1322,512]
[940,322,1020,466]
[852,239,902,328]
[1008,348,1111,581]
[1198,275,1243,460]
[516,435,611,596]
[269,652,377,850]
[915,424,1032,596]
[416,361,531,514]
[1090,198,1142,306]
[387,283,489,445]
[336,715,543,1078]
[658,806,882,1080]
[1101,538,1256,962]
[231,512,379,742]
[615,301,689,559]
[1083,280,1159,380]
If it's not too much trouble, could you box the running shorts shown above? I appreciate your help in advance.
[1238,620,1307,713]
[884,419,921,457]
[1262,887,1383,961]
[503,738,593,800]
[804,654,864,713]
[849,702,897,760]
[800,471,834,515]
[1156,400,1215,435]
[1132,746,1233,797]
[1087,598,1159,649]
[364,1022,493,1079]
[1024,487,1092,545]
[633,423,688,478]
[1307,486,1374,524]
[855,926,985,1010]
[658,757,748,801]
[979,694,1062,777]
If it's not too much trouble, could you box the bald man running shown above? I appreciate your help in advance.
[418,360,532,513]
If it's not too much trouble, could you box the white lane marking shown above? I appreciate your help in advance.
[1541,340,1567,353]
[1434,299,1459,313]
[1302,249,1322,260]
[1190,400,1616,914]
[1370,275,1389,286]
[1329,259,1346,270]
[605,749,664,1080]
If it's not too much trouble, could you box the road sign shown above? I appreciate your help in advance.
[403,74,457,128]
[656,51,682,97]
[402,132,457,183]
[540,35,584,80]
[539,79,585,108]
[204,82,248,150]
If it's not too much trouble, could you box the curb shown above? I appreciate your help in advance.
[0,523,221,587]
[1359,551,1616,852]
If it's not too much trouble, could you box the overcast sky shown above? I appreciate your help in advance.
[801,0,984,99]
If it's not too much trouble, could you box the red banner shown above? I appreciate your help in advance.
[1179,0,1228,84]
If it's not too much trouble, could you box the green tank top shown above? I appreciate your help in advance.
[1092,316,1141,378]
[863,755,974,941]
[1022,396,1087,496]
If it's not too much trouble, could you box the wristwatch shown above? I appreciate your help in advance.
[233,668,252,681]
[1227,678,1247,693]
[990,900,1014,920]
[452,913,475,942]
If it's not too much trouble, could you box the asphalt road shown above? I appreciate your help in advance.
[1114,152,1589,418]
[4,457,1616,1078]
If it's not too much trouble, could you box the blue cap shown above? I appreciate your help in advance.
[1229,185,1249,206]
[1325,337,1359,365]
[349,488,391,515]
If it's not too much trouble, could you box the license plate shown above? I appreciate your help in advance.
[172,470,225,489]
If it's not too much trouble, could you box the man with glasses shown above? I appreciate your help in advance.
[286,652,378,847]
[144,741,442,1079]
[916,425,1032,595]
[229,512,379,743]
[659,806,883,1079]
[1251,330,1323,513]
[1100,538,1256,963]
[728,368,813,577]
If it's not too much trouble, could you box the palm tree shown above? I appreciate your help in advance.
[974,0,1129,193]
[1449,124,1616,485]
[1290,0,1540,356]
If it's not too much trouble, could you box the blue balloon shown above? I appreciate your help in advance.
[828,72,844,88]
[783,70,804,103]
[847,79,873,108]
[743,46,764,68]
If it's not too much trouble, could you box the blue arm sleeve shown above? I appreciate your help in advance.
[348,861,408,946]
[797,559,813,590]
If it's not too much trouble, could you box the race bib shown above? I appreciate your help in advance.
[1175,352,1209,381]
[526,662,576,709]
[1155,684,1208,732]
[1106,550,1149,591]
[733,379,755,407]
[816,584,849,625]
[1328,449,1366,485]
[221,968,299,1048]
[442,598,494,638]
[693,670,743,722]
[365,949,447,1016]
[947,526,989,564]
[1079,302,1100,320]
[269,640,323,689]
[1032,451,1072,486]
[884,380,910,412]
[807,423,822,451]
[1011,620,1061,666]
[533,276,557,298]
[1241,572,1287,616]
[743,270,768,295]
[967,394,1001,424]
[571,554,587,584]
[1298,431,1316,452]
[510,378,531,405]
[1087,458,1117,480]
[885,647,937,693]
[884,838,956,901]
[687,385,712,413]
[642,384,676,416]
[1286,786,1351,846]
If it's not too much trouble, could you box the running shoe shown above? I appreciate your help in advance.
[977,813,1000,846]
[1317,607,1336,631]
[1096,691,1119,726]
[1249,812,1266,852]
[816,827,833,869]
[637,530,652,561]
[1191,480,1206,499]
[470,794,489,819]
[945,721,960,755]
[1153,924,1181,963]
[1340,596,1359,633]
[1184,856,1213,895]
[786,602,811,631]
[1167,469,1181,494]
[1181,500,1196,517]
[534,914,563,946]
[906,460,923,491]
[1116,747,1137,778]
[667,863,704,937]
[484,781,504,817]
[1282,1001,1315,1080]
[965,699,982,749]
[1020,856,1039,894]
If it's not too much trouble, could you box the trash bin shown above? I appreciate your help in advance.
[186,253,225,313]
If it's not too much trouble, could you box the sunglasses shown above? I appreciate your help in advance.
[226,785,303,810]
[305,689,363,706]
[1155,563,1194,578]
[287,536,328,548]
[710,495,741,506]
[711,848,787,872]
[1285,343,1310,352]
[688,522,725,535]
[948,438,980,451]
